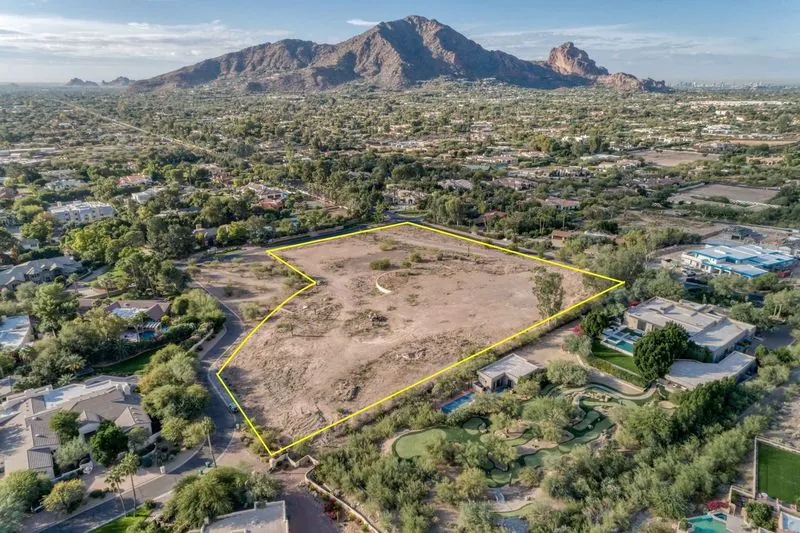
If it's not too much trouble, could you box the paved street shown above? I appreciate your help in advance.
[37,308,245,533]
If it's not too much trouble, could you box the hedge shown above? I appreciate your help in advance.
[584,353,651,389]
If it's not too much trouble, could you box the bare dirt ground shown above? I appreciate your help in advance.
[670,183,778,210]
[631,149,718,167]
[219,224,592,447]
[192,247,295,324]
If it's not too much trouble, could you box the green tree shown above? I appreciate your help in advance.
[546,360,588,387]
[581,309,610,339]
[42,479,86,514]
[89,421,129,466]
[532,268,564,318]
[0,470,51,511]
[633,323,689,381]
[53,438,90,470]
[0,229,18,255]
[522,396,574,441]
[183,417,216,467]
[0,490,24,533]
[457,501,496,533]
[32,283,78,332]
[20,213,55,244]
[162,467,248,530]
[50,410,80,442]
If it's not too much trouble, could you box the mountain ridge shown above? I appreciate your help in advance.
[131,15,668,93]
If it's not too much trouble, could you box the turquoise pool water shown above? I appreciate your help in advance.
[442,392,475,413]
[616,340,634,352]
[688,516,727,533]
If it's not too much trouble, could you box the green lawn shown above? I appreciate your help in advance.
[93,508,150,533]
[95,348,159,376]
[757,443,800,504]
[591,342,642,376]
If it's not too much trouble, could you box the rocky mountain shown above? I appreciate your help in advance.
[546,42,609,78]
[66,78,98,87]
[101,77,133,87]
[131,15,667,93]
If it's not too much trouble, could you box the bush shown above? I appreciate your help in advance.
[744,501,774,529]
[369,258,391,270]
[89,489,105,499]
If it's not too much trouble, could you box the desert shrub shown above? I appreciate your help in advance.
[370,258,391,270]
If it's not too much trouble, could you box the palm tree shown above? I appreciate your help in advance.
[119,452,140,512]
[198,417,217,468]
[105,465,127,515]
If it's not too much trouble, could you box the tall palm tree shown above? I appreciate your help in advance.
[199,417,217,468]
[119,452,140,511]
[105,465,127,515]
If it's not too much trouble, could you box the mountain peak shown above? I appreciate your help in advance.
[546,42,609,78]
[131,16,665,93]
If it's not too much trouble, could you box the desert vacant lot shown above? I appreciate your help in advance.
[218,224,595,449]
[632,149,718,167]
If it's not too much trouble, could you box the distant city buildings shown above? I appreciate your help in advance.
[49,201,116,224]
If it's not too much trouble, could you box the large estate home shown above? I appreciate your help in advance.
[623,297,755,362]
[0,376,150,479]
[682,243,796,279]
[0,256,83,289]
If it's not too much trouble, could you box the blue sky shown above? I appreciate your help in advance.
[0,0,798,83]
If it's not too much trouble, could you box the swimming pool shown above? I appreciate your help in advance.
[783,511,800,532]
[442,392,475,413]
[687,515,728,533]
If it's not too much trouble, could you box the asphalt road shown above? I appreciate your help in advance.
[38,309,245,533]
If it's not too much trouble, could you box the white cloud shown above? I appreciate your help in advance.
[464,23,798,80]
[346,19,379,27]
[0,13,291,62]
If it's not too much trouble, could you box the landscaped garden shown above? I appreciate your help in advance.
[393,385,623,487]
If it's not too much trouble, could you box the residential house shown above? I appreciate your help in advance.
[0,210,18,227]
[19,238,39,251]
[682,244,796,279]
[550,230,573,244]
[117,174,152,189]
[438,179,473,191]
[477,354,542,392]
[383,188,428,208]
[131,187,164,204]
[44,179,86,192]
[493,177,536,191]
[544,197,581,210]
[105,300,170,343]
[0,315,33,350]
[623,297,756,362]
[0,256,83,289]
[49,201,116,225]
[665,351,756,390]
[190,501,289,533]
[0,376,150,479]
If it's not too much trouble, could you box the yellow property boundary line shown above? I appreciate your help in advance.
[216,221,624,456]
